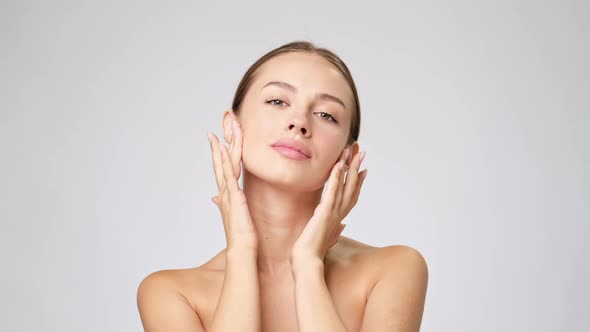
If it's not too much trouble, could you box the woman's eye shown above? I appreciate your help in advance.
[266,99,287,107]
[266,99,337,123]
[316,112,338,123]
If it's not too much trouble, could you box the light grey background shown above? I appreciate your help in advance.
[2,0,588,331]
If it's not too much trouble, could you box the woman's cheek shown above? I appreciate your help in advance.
[240,127,266,175]
[323,134,346,164]
[240,128,254,171]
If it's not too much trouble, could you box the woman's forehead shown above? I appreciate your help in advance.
[252,53,354,105]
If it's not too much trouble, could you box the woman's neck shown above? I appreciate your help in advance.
[242,170,322,279]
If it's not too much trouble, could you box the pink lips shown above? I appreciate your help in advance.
[271,138,311,160]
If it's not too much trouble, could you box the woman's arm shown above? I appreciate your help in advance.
[292,257,350,332]
[358,246,428,332]
[136,248,260,332]
[291,245,428,332]
[206,122,261,332]
[208,248,261,332]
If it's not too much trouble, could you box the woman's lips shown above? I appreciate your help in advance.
[272,146,310,160]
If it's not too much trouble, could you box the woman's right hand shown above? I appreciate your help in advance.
[208,118,258,251]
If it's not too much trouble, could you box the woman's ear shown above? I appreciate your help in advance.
[222,108,236,144]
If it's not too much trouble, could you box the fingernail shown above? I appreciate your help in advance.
[207,131,213,142]
[359,151,366,162]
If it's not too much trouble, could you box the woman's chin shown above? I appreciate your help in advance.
[244,167,326,193]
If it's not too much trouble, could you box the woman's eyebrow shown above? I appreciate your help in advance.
[261,81,347,110]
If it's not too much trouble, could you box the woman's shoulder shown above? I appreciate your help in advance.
[137,236,427,299]
[328,236,428,303]
[137,263,224,321]
[328,235,426,269]
[139,236,427,281]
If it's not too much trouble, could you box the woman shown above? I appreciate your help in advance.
[137,41,428,332]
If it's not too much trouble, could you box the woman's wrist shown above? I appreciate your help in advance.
[226,246,258,261]
[290,254,324,277]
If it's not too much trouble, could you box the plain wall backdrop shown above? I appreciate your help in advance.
[2,0,589,331]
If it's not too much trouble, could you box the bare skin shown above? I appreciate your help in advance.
[142,237,426,332]
[137,51,428,331]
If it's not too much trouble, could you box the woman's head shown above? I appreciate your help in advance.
[222,41,362,192]
[231,41,360,144]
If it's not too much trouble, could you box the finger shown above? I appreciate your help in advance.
[342,151,365,210]
[208,132,225,191]
[229,120,235,154]
[327,223,346,248]
[220,143,241,195]
[345,168,368,216]
[230,121,242,178]
[218,144,233,206]
[323,159,345,209]
[334,149,350,210]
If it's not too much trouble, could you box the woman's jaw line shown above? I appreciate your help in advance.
[242,169,323,216]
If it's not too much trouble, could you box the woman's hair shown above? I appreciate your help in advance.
[231,40,361,144]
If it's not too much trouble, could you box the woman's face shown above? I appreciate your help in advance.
[233,51,356,192]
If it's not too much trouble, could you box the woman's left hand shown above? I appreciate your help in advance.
[291,148,368,264]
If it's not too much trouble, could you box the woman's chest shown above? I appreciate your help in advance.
[260,289,298,332]
[190,272,368,332]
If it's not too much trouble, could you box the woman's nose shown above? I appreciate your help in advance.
[288,123,307,135]
[287,107,311,136]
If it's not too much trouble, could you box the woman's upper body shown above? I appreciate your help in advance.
[137,41,428,331]
[138,236,427,332]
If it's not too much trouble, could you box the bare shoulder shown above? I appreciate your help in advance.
[328,236,428,292]
[137,267,211,300]
[369,242,428,275]
[137,252,226,309]
[373,241,428,288]
[136,253,226,332]
[331,235,428,271]
[332,237,428,330]
[136,268,207,332]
